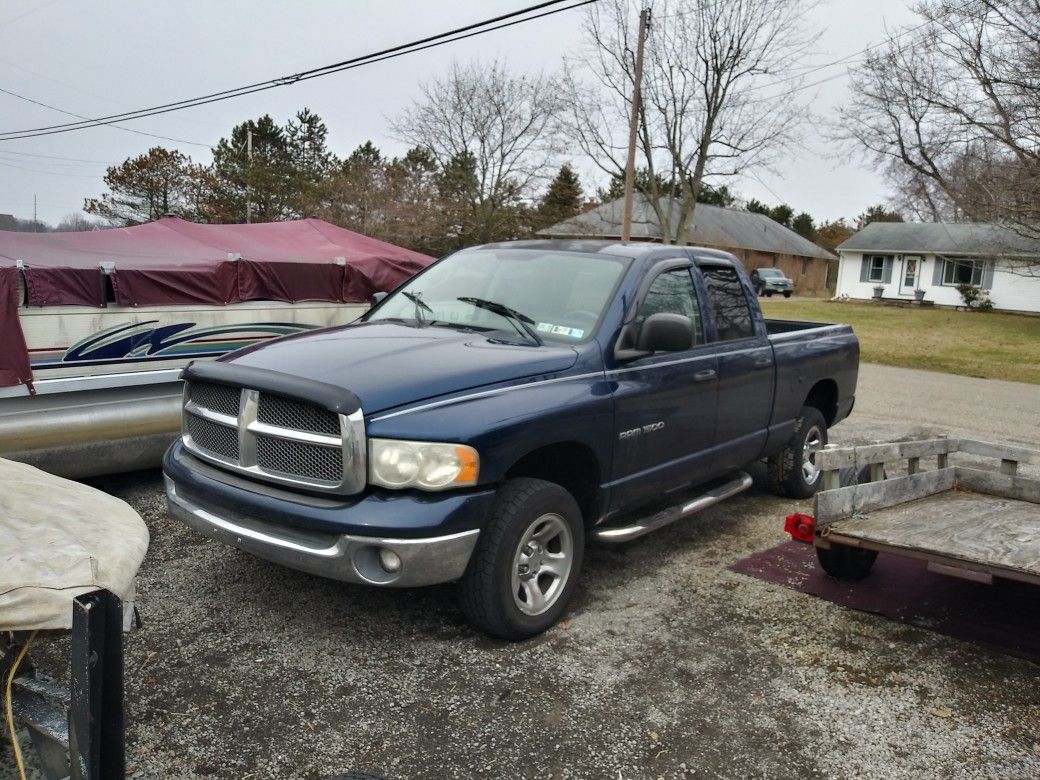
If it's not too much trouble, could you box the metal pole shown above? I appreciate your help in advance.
[246,128,253,224]
[621,6,649,243]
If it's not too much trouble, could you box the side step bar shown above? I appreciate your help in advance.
[592,471,753,544]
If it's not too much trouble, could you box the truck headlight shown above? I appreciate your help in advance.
[368,439,479,490]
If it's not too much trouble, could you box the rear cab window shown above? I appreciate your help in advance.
[700,265,755,341]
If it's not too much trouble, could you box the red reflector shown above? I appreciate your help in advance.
[784,513,816,543]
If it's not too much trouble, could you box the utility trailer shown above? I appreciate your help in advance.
[786,437,1040,585]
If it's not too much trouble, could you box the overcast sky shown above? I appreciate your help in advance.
[0,0,919,227]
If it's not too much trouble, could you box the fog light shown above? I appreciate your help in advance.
[378,548,402,573]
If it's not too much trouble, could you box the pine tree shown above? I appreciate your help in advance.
[536,165,583,229]
[209,115,295,223]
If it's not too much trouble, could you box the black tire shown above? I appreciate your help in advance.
[458,478,584,641]
[783,291,792,298]
[816,544,878,580]
[767,406,828,499]
[765,290,774,297]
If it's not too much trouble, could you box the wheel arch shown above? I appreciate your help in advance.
[804,379,838,426]
[504,441,602,525]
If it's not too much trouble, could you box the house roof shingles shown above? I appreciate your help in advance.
[837,221,1040,257]
[538,196,836,260]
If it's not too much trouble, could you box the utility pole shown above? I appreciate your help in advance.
[246,128,253,224]
[621,6,650,243]
[33,194,38,231]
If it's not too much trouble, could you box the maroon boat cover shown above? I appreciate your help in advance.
[0,262,32,390]
[0,217,434,388]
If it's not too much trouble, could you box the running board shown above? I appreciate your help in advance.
[592,471,754,544]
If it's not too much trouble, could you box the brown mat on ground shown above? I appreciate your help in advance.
[730,541,1040,663]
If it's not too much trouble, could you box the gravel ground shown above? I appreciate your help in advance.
[4,365,1039,779]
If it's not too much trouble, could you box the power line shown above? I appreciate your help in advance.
[0,149,115,164]
[0,86,213,147]
[0,158,103,178]
[0,0,597,142]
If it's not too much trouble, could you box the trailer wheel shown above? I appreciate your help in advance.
[768,406,828,499]
[458,478,584,641]
[816,544,878,580]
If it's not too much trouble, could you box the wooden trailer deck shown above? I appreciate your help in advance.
[812,437,1040,586]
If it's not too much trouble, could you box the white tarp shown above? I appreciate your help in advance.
[0,458,149,630]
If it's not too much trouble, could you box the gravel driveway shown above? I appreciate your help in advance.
[5,364,1039,779]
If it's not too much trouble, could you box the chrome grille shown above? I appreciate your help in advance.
[184,412,239,461]
[257,435,343,482]
[181,379,365,494]
[257,394,339,435]
[187,381,240,417]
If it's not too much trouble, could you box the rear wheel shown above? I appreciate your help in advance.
[767,406,828,499]
[458,478,584,640]
[783,291,792,298]
[816,544,877,579]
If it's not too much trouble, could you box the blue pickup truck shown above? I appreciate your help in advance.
[163,240,858,639]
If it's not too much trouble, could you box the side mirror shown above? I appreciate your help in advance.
[638,313,693,352]
[370,291,388,305]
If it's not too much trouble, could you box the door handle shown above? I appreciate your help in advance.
[753,357,772,369]
[693,369,717,383]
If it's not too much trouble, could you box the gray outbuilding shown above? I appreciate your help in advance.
[538,196,835,294]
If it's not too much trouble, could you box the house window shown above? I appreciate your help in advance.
[941,257,983,286]
[867,255,887,282]
[801,258,810,276]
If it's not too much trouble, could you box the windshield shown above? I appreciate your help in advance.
[366,248,629,343]
[758,268,784,278]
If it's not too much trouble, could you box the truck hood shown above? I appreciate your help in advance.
[221,321,580,414]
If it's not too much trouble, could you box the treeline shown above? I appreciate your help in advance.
[83,108,587,258]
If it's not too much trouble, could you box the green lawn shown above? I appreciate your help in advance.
[760,299,1040,384]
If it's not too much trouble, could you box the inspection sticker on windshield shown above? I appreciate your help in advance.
[537,322,584,339]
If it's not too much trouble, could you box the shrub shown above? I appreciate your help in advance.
[955,283,994,311]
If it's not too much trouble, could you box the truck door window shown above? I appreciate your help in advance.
[701,266,754,341]
[637,269,703,346]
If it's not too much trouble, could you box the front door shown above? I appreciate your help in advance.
[900,255,921,296]
[609,267,719,510]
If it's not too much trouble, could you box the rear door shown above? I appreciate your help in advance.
[609,264,719,509]
[696,263,775,471]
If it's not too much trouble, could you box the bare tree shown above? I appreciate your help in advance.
[564,0,820,244]
[54,213,101,232]
[842,0,1040,270]
[390,60,565,243]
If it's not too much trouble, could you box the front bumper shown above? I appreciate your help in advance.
[163,440,494,587]
[166,477,480,586]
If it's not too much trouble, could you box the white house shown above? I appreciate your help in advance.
[835,222,1040,313]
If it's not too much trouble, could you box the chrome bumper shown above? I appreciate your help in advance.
[164,478,479,587]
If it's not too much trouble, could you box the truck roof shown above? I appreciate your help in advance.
[476,239,742,268]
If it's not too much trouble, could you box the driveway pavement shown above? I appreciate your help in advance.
[853,363,1040,447]
[5,364,1039,780]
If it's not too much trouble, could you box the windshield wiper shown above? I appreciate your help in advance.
[457,296,542,346]
[402,290,434,326]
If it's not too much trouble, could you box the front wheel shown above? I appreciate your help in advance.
[765,290,774,297]
[458,478,584,640]
[767,406,828,498]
